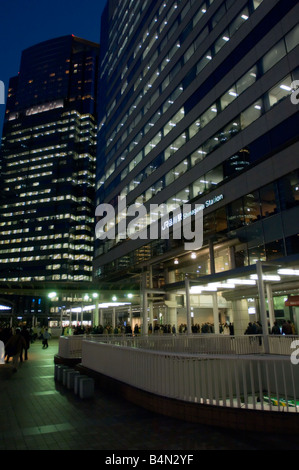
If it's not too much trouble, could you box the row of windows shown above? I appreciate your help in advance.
[96,171,299,272]
[0,275,92,282]
[105,0,149,79]
[113,69,296,210]
[103,0,236,165]
[100,0,270,190]
[106,15,298,195]
[0,233,93,243]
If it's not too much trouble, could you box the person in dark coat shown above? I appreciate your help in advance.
[271,321,281,335]
[5,329,26,371]
[20,326,30,361]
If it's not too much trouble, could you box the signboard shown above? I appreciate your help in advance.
[285,296,299,307]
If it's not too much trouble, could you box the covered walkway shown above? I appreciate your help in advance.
[0,338,298,451]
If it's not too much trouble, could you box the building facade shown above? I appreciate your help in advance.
[94,0,298,333]
[0,35,99,286]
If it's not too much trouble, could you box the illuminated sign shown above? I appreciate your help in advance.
[204,194,224,208]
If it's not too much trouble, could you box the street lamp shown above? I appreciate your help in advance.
[48,292,57,300]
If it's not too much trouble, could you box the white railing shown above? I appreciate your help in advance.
[81,340,299,413]
[58,334,299,358]
[58,336,84,359]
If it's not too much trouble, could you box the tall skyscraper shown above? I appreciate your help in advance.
[94,0,299,333]
[0,35,99,286]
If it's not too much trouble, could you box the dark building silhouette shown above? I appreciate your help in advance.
[0,35,99,286]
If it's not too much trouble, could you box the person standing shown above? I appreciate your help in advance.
[42,328,50,349]
[5,329,26,372]
[20,326,30,361]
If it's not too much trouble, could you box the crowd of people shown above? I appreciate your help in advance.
[61,322,235,336]
[0,324,51,371]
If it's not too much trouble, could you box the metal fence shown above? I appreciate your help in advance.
[80,339,299,414]
[57,334,299,414]
[58,333,299,358]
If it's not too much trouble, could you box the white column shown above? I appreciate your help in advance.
[165,270,178,332]
[81,302,84,324]
[256,261,269,353]
[141,271,148,335]
[266,283,275,330]
[212,292,220,334]
[112,308,116,329]
[94,300,99,326]
[185,276,192,335]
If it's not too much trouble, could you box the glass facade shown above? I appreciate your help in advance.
[0,36,99,283]
[94,0,299,291]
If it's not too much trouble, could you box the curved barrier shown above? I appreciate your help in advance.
[56,334,299,433]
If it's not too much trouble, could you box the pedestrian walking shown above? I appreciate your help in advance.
[42,328,50,349]
[5,328,26,372]
[20,326,30,361]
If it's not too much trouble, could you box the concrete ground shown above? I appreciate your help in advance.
[0,338,298,451]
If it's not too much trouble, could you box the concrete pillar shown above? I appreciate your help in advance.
[112,307,116,329]
[94,300,99,327]
[165,270,178,332]
[231,299,249,335]
[266,283,275,330]
[185,276,192,335]
[81,302,84,324]
[256,261,269,353]
[140,271,148,335]
[212,292,220,334]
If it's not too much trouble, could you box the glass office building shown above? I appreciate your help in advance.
[0,35,99,284]
[94,0,299,332]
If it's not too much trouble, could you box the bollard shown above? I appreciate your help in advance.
[67,370,80,390]
[56,365,69,383]
[79,377,95,399]
[74,374,88,395]
[63,368,75,386]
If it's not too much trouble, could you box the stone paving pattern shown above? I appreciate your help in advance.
[0,338,298,451]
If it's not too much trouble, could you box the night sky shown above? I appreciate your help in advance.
[0,0,107,138]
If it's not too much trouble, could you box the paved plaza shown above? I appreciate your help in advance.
[0,338,298,451]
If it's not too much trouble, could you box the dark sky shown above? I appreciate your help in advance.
[0,0,107,138]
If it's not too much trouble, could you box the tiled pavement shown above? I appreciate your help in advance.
[0,338,299,451]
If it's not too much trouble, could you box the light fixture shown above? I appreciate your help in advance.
[48,292,57,299]
[174,259,179,265]
[191,252,196,259]
[190,286,202,294]
[228,279,256,285]
[278,269,299,276]
[250,274,281,281]
[280,84,292,92]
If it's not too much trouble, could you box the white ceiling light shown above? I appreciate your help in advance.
[278,269,299,276]
[228,279,256,285]
[250,274,281,281]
